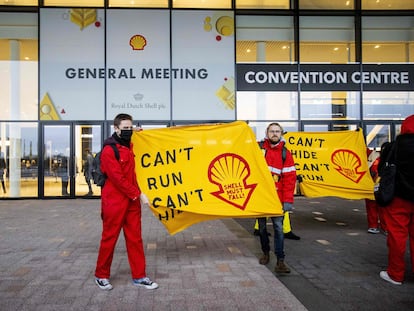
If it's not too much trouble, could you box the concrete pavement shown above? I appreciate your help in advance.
[0,199,306,311]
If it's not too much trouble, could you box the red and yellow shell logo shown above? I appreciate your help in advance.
[331,149,366,183]
[208,153,257,210]
[129,34,147,50]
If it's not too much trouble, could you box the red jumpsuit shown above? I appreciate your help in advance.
[95,136,144,280]
[382,114,414,282]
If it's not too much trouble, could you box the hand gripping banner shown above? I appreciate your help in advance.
[133,121,283,234]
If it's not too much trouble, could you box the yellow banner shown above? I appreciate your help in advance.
[133,121,282,234]
[284,129,374,200]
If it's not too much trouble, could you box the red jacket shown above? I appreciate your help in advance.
[261,139,296,203]
[100,136,141,207]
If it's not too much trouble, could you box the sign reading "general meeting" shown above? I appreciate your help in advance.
[237,64,414,91]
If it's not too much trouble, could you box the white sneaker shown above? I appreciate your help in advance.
[132,277,159,289]
[380,271,402,285]
[95,278,113,290]
[368,228,380,234]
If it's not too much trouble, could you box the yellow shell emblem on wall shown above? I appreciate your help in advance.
[129,35,147,50]
[208,153,257,210]
[331,149,366,183]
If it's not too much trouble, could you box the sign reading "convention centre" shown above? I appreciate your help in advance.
[237,64,414,91]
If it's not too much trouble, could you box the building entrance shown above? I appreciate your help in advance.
[41,123,103,198]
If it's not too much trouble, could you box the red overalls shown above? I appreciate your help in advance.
[95,140,145,279]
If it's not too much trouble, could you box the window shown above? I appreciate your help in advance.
[362,0,414,10]
[237,16,294,63]
[0,13,38,121]
[362,16,414,63]
[236,0,289,9]
[299,0,354,10]
[300,16,355,64]
[109,0,168,7]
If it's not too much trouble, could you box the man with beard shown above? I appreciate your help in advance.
[257,122,297,274]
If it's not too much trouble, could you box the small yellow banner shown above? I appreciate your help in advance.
[133,121,283,234]
[284,129,374,200]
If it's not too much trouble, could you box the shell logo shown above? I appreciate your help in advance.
[129,34,147,50]
[331,149,366,183]
[208,153,257,210]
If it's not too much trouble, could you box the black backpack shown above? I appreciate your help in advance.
[374,141,397,206]
[92,144,119,187]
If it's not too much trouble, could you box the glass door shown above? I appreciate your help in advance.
[42,122,103,198]
[75,124,102,197]
[43,124,71,197]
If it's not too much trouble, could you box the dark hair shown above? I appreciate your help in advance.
[266,122,284,134]
[113,113,133,127]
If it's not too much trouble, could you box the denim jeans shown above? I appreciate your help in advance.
[258,215,285,260]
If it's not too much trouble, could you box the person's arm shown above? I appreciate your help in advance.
[280,150,296,204]
[100,145,140,200]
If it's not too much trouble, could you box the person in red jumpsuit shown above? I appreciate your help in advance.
[94,113,158,290]
[380,114,414,285]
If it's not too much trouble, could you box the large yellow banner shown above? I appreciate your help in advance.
[284,129,374,200]
[133,121,283,234]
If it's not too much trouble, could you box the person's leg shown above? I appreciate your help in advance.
[123,203,146,279]
[283,212,291,234]
[271,216,285,260]
[408,202,414,275]
[95,199,127,279]
[61,180,69,195]
[258,217,270,264]
[1,179,5,193]
[272,215,290,273]
[382,197,410,282]
[283,212,300,240]
[366,199,380,232]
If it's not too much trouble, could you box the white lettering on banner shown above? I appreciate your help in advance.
[65,67,209,79]
[245,70,410,85]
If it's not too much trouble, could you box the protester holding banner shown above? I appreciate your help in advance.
[379,114,414,286]
[365,149,386,234]
[257,122,297,274]
[94,113,158,291]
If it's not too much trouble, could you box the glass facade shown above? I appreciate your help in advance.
[0,1,413,198]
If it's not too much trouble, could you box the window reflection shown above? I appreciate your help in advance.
[236,0,289,9]
[109,0,168,7]
[362,0,414,10]
[299,0,354,9]
[363,92,414,120]
[362,16,413,63]
[300,91,360,120]
[237,16,294,63]
[0,122,38,198]
[237,92,298,121]
[300,16,355,64]
[173,0,231,8]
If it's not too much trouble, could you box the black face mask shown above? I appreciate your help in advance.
[120,129,133,142]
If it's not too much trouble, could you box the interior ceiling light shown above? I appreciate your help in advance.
[246,49,251,53]
[374,45,380,49]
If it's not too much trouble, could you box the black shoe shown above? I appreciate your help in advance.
[253,229,271,237]
[284,231,300,240]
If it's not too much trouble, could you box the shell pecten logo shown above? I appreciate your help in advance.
[208,153,257,210]
[129,34,147,50]
[331,149,366,183]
